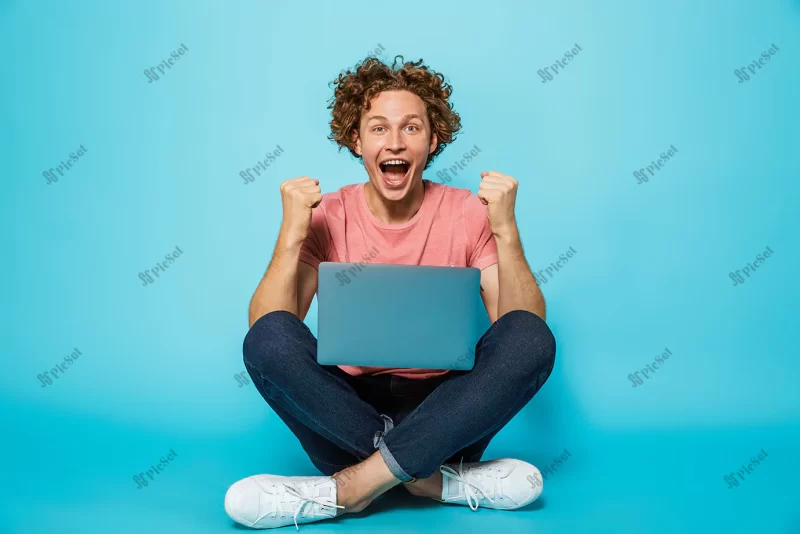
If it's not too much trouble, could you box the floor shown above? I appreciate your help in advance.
[4,387,798,534]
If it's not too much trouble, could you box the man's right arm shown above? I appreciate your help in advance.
[248,176,323,328]
[248,235,319,328]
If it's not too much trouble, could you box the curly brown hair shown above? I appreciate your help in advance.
[327,55,462,170]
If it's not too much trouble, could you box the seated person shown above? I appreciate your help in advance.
[226,54,556,530]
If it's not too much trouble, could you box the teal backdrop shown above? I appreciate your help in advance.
[2,1,799,532]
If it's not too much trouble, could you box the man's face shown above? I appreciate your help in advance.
[353,90,438,201]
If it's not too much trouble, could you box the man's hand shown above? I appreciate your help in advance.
[477,171,518,240]
[279,176,323,245]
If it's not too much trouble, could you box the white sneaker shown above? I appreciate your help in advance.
[224,474,345,530]
[439,458,543,511]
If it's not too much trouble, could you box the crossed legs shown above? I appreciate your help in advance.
[242,309,556,514]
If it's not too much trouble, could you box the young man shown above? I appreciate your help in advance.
[226,56,556,530]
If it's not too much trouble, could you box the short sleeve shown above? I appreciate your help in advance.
[464,193,498,270]
[298,205,330,270]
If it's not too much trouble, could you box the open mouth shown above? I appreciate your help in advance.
[378,159,411,186]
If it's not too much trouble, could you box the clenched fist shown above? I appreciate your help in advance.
[477,171,518,239]
[279,176,322,245]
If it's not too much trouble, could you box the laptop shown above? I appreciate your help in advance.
[317,262,491,371]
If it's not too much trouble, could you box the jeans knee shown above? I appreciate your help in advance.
[495,310,556,383]
[243,310,310,380]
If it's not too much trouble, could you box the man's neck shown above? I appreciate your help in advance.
[364,179,426,225]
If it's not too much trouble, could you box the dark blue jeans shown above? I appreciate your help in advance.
[242,309,556,482]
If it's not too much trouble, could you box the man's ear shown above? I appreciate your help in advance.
[351,128,362,156]
[429,131,438,155]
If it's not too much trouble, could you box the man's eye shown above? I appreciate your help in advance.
[374,127,385,132]
[407,125,419,132]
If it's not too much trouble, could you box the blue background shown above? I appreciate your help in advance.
[2,1,799,532]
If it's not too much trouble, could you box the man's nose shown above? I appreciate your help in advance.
[386,129,405,150]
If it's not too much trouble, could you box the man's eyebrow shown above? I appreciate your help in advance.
[366,114,424,123]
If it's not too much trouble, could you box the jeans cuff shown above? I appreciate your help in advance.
[377,438,414,482]
[372,414,394,449]
[372,414,412,482]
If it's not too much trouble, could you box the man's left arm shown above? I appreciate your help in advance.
[478,171,546,322]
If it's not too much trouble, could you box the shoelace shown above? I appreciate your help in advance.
[252,479,345,531]
[440,458,503,511]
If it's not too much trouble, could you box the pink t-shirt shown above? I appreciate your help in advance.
[299,179,498,380]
